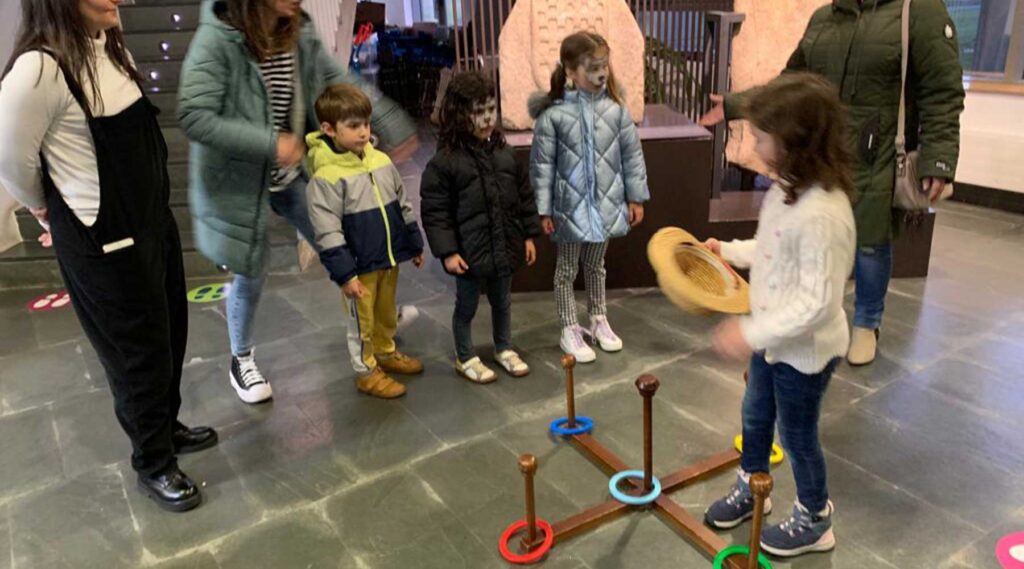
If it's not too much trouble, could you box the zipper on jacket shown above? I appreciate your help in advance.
[368,169,397,267]
[838,10,863,97]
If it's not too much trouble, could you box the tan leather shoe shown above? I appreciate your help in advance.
[356,368,407,399]
[847,327,879,366]
[377,351,424,375]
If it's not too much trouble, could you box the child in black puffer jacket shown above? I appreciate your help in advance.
[420,71,542,384]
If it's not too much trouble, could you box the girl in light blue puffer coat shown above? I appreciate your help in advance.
[529,31,650,364]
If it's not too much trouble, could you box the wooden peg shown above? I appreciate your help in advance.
[519,454,539,551]
[635,375,659,493]
[746,473,773,569]
[561,354,577,428]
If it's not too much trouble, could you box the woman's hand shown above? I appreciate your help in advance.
[704,238,721,256]
[628,203,644,227]
[342,277,367,299]
[276,133,305,168]
[699,95,726,127]
[389,136,420,164]
[38,231,53,248]
[412,254,424,268]
[540,216,555,235]
[712,318,753,361]
[444,253,469,275]
[524,239,536,266]
[922,177,947,203]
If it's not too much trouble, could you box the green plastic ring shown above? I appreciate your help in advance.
[712,545,772,569]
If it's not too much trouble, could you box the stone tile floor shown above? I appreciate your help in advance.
[1,198,1023,569]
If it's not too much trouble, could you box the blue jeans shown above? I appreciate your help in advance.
[853,244,892,330]
[741,352,838,513]
[227,177,317,355]
[453,275,513,362]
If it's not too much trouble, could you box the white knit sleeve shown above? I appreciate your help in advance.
[739,218,837,350]
[0,52,67,211]
[719,238,757,269]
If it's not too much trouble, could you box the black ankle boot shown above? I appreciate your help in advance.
[137,466,202,512]
[172,424,218,454]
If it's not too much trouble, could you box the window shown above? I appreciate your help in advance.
[946,0,1024,80]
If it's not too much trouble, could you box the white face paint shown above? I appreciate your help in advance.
[567,52,610,93]
[471,97,498,140]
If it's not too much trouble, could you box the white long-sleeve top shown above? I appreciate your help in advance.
[720,183,856,374]
[0,32,142,226]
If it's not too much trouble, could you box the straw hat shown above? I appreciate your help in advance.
[646,227,750,315]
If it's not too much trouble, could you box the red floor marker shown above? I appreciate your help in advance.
[997,532,1024,569]
[27,291,70,313]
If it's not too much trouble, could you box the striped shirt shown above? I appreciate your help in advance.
[260,51,300,191]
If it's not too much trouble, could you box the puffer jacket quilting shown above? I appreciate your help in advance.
[530,89,649,243]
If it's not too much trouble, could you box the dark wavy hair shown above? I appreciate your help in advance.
[546,31,624,106]
[220,0,302,62]
[438,71,505,151]
[2,0,141,115]
[744,73,855,205]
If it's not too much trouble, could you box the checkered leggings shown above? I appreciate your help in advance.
[554,241,609,328]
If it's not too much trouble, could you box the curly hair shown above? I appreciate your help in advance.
[438,71,505,151]
[744,73,855,205]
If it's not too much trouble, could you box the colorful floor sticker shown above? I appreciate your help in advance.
[27,291,71,312]
[997,532,1024,568]
[186,283,231,303]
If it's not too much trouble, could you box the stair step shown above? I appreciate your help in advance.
[169,163,188,190]
[125,31,194,62]
[120,4,200,33]
[137,61,182,92]
[163,126,189,164]
[150,92,179,124]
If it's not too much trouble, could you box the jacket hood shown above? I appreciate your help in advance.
[306,131,380,174]
[832,0,898,14]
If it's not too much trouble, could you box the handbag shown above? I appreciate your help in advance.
[893,0,953,212]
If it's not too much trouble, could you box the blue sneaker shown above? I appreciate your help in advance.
[760,501,836,557]
[704,472,773,529]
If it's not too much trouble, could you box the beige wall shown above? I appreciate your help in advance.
[727,0,823,172]
[0,0,21,67]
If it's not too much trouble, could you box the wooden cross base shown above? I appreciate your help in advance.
[541,434,749,569]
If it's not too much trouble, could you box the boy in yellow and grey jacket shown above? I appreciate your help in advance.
[307,84,425,399]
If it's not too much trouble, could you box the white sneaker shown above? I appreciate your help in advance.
[230,351,273,404]
[560,325,596,363]
[494,350,530,377]
[455,357,497,384]
[396,305,420,332]
[589,315,623,352]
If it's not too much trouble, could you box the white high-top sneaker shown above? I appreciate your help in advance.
[229,350,272,404]
[590,315,623,352]
[560,325,596,363]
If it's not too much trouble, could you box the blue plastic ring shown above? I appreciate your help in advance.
[549,416,594,436]
[608,470,662,505]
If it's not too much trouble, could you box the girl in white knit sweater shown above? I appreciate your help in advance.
[701,73,856,558]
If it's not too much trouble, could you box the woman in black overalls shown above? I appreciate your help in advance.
[0,0,215,512]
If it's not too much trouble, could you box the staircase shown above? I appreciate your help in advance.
[0,0,300,289]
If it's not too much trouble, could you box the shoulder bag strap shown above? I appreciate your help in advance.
[896,0,912,159]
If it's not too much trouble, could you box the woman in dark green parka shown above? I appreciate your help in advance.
[702,0,965,365]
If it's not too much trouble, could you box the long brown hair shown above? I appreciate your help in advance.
[222,0,302,61]
[546,31,624,106]
[744,73,855,205]
[2,0,141,115]
[438,71,505,152]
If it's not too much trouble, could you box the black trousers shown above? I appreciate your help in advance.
[55,220,187,476]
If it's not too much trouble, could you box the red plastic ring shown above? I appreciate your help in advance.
[498,519,554,564]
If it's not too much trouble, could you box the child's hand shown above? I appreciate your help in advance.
[628,203,645,227]
[541,216,555,235]
[413,254,424,268]
[444,254,469,275]
[699,94,726,127]
[704,238,722,256]
[712,318,753,362]
[342,277,367,300]
[525,239,536,266]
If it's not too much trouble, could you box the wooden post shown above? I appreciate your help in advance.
[635,375,659,493]
[746,473,773,569]
[519,454,539,551]
[561,355,577,428]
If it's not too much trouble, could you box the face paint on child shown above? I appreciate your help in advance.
[471,97,498,140]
